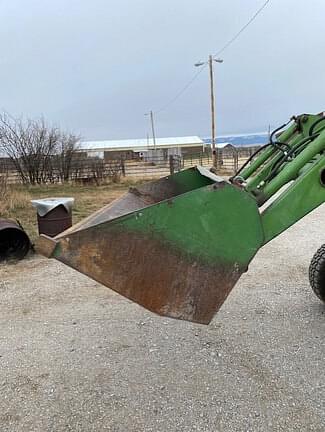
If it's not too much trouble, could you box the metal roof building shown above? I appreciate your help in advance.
[78,136,204,152]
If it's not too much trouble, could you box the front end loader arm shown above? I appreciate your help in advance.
[234,113,325,243]
[37,113,325,324]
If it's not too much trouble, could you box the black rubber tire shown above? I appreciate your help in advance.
[309,244,325,302]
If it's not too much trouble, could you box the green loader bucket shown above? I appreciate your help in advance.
[37,167,264,324]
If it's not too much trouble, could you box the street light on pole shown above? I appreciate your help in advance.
[195,55,223,169]
[144,110,157,150]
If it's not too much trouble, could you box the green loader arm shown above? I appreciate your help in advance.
[236,113,325,243]
[37,113,325,324]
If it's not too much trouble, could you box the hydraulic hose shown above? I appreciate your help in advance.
[270,121,292,144]
[229,143,272,181]
[264,116,325,183]
[309,117,325,137]
[265,132,320,182]
[231,119,293,181]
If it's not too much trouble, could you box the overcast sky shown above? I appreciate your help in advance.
[1,0,325,140]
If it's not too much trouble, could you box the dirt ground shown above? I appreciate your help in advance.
[1,205,325,432]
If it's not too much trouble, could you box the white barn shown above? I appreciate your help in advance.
[77,136,204,160]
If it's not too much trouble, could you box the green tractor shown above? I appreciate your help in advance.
[37,112,325,324]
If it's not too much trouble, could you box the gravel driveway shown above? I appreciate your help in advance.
[1,206,325,431]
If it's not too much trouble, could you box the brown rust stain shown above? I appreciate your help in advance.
[35,235,58,258]
[56,228,244,324]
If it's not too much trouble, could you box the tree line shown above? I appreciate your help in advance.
[0,113,79,185]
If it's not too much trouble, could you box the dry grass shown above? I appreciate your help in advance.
[0,176,31,218]
[0,178,146,242]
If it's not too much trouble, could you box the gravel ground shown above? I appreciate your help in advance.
[1,206,325,432]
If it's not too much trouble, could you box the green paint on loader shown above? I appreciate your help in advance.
[37,113,325,324]
[117,181,263,266]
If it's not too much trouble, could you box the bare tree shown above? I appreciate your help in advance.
[55,133,80,182]
[105,159,123,183]
[89,157,105,185]
[0,112,79,184]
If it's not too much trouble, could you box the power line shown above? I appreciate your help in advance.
[154,0,271,115]
[155,65,207,114]
[214,0,271,57]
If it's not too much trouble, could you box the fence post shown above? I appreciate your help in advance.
[216,148,222,169]
[121,158,126,176]
[169,155,175,175]
[234,148,239,172]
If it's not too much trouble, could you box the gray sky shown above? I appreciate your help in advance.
[1,0,325,140]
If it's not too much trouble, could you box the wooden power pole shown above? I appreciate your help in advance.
[208,55,217,169]
[150,110,156,150]
[196,55,223,169]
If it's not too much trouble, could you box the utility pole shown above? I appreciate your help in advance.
[208,55,216,168]
[150,110,156,150]
[145,111,157,150]
[195,55,223,169]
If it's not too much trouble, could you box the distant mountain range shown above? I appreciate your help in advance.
[203,133,269,147]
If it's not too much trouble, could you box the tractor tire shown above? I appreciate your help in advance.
[309,244,325,303]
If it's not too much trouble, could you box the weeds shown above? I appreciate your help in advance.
[0,175,31,218]
[0,179,145,242]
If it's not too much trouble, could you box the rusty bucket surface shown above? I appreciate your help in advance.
[37,167,264,324]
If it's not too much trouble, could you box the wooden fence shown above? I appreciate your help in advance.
[0,146,260,184]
